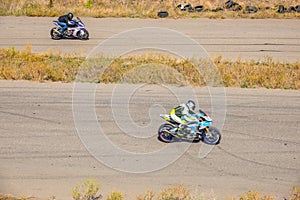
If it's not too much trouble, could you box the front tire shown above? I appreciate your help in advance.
[202,126,221,145]
[78,29,89,40]
[50,27,62,40]
[158,123,175,143]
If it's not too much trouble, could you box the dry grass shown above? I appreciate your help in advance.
[0,46,83,82]
[230,191,275,200]
[136,190,155,200]
[0,47,299,89]
[1,184,299,200]
[106,191,124,200]
[0,0,300,18]
[98,54,206,86]
[215,56,300,89]
[71,178,102,200]
[289,185,300,200]
[156,185,192,200]
[0,194,36,200]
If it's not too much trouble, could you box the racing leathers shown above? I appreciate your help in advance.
[170,104,197,125]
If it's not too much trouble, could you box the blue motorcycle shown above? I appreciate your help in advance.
[158,109,221,145]
[50,17,89,40]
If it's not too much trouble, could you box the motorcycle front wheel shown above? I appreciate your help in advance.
[158,123,175,143]
[78,29,89,40]
[202,126,221,145]
[50,27,62,40]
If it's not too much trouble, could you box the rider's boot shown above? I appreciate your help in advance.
[170,127,178,135]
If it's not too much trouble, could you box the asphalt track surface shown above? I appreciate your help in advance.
[0,17,300,61]
[0,17,300,199]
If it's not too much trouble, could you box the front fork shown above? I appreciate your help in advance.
[197,127,209,140]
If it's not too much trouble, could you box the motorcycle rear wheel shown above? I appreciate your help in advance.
[202,126,221,145]
[158,123,175,143]
[50,27,62,40]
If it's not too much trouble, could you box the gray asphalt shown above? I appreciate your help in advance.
[0,81,299,199]
[0,17,299,200]
[0,17,300,61]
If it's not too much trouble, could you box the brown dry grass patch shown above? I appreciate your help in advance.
[0,47,299,89]
[0,0,300,18]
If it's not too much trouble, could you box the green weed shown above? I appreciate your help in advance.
[106,192,123,200]
[71,178,102,200]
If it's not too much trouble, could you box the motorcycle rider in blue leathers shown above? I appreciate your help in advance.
[57,12,74,34]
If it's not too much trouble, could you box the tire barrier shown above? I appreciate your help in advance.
[277,4,300,13]
[225,0,242,11]
[243,6,258,14]
[194,5,204,12]
[175,1,300,14]
[157,11,169,18]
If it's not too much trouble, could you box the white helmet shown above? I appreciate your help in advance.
[186,100,195,111]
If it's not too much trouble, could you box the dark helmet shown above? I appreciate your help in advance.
[186,100,196,111]
[67,12,73,20]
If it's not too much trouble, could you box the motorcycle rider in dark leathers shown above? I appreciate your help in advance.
[57,12,74,34]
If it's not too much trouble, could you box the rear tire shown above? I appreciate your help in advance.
[158,123,175,143]
[50,27,62,40]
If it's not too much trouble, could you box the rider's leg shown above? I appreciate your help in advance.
[170,113,184,124]
[57,22,67,34]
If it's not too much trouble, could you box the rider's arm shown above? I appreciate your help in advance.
[181,106,197,123]
[67,20,77,26]
[183,114,197,123]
